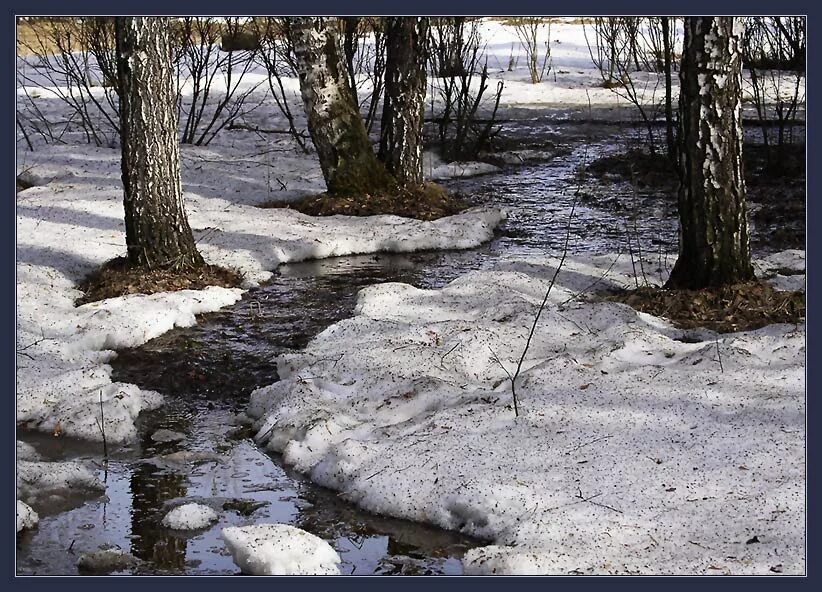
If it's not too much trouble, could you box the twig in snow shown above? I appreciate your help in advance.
[559,251,621,306]
[566,434,612,454]
[575,487,623,513]
[501,196,578,418]
[364,467,388,481]
[95,390,108,481]
[439,341,461,369]
[715,338,724,373]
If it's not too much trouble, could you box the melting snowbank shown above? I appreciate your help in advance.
[247,252,805,575]
[16,143,504,445]
[222,524,341,575]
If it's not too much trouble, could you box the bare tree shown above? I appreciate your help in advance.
[741,16,805,173]
[17,17,120,147]
[176,17,263,146]
[378,17,430,188]
[428,18,504,161]
[666,17,754,289]
[287,17,393,196]
[513,17,552,84]
[115,17,203,270]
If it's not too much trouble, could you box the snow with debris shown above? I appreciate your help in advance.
[248,252,805,575]
[161,503,220,530]
[16,17,805,575]
[17,460,105,507]
[15,141,503,445]
[221,523,341,575]
[77,547,140,574]
[16,501,39,533]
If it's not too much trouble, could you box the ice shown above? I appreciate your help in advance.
[161,503,219,530]
[221,524,341,575]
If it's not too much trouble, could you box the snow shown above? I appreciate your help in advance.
[161,503,220,530]
[17,501,39,533]
[77,547,140,574]
[248,253,805,575]
[16,441,40,461]
[17,460,105,506]
[16,18,805,575]
[16,141,502,445]
[221,523,341,575]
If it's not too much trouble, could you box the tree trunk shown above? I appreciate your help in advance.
[115,17,203,270]
[342,17,360,106]
[661,17,676,166]
[666,17,754,289]
[379,17,429,188]
[288,17,393,196]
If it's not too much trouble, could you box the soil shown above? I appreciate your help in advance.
[76,257,244,305]
[605,280,805,333]
[261,182,467,221]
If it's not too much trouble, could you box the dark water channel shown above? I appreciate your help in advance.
[19,121,790,575]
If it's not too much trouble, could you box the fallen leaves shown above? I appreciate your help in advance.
[606,280,805,333]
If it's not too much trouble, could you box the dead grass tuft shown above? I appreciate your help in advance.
[76,257,243,305]
[261,182,467,221]
[606,280,805,333]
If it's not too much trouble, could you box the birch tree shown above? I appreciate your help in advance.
[378,17,429,188]
[666,17,754,289]
[115,17,204,269]
[288,17,393,196]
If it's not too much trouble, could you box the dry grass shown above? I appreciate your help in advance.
[76,257,244,305]
[261,182,467,221]
[606,281,805,333]
[17,17,84,56]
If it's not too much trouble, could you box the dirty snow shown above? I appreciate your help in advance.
[77,547,141,574]
[16,17,805,575]
[17,501,39,533]
[16,143,502,445]
[248,252,805,575]
[221,523,341,575]
[17,460,105,507]
[161,503,220,530]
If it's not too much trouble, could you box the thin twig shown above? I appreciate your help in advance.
[715,338,724,373]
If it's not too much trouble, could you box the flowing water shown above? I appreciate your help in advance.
[19,121,779,575]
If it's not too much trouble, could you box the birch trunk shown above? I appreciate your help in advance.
[289,17,393,196]
[666,17,754,289]
[379,17,429,188]
[115,17,203,269]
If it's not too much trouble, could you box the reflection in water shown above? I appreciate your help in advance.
[129,462,187,569]
[128,407,195,570]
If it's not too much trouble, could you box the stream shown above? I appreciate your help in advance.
[16,121,796,575]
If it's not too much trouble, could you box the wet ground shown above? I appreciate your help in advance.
[17,119,805,575]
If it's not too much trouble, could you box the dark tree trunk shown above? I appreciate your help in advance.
[288,17,393,196]
[666,17,754,289]
[379,17,429,188]
[661,17,676,165]
[342,17,360,106]
[115,17,203,270]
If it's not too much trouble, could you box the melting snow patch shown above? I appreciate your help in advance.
[248,252,806,574]
[17,460,104,507]
[16,501,39,533]
[221,524,341,575]
[161,503,219,530]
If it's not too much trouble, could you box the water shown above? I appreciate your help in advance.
[18,122,792,575]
